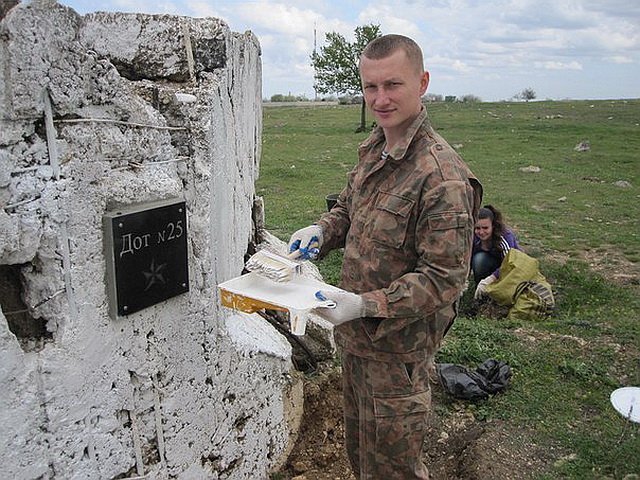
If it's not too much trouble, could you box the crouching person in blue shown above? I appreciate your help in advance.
[472,205,520,299]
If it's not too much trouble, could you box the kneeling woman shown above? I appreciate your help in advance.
[472,205,520,299]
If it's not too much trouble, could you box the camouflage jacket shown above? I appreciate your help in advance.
[317,108,482,362]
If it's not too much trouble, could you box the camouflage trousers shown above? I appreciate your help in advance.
[342,352,432,479]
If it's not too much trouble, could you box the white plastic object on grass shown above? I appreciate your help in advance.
[610,387,640,423]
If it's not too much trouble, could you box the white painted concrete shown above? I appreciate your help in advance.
[0,1,301,478]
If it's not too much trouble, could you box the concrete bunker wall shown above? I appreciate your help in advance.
[0,1,303,478]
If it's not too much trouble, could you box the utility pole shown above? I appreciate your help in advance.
[313,22,318,101]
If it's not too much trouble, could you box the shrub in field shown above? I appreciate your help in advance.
[461,94,482,103]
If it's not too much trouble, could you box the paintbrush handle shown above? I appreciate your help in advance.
[287,249,302,260]
[288,241,319,260]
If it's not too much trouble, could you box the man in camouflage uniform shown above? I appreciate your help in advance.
[289,34,482,479]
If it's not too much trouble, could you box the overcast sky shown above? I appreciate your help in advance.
[62,0,639,101]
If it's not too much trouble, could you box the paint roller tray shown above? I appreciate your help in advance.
[218,271,341,314]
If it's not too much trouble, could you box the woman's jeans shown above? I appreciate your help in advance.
[471,251,500,284]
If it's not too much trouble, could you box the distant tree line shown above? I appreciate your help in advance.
[268,93,309,102]
[267,89,536,104]
[422,94,481,103]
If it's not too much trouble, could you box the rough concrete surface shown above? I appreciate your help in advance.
[0,1,304,478]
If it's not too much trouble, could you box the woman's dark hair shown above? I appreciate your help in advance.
[478,205,506,249]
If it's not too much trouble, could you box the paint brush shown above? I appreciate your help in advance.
[245,249,303,283]
[245,243,318,283]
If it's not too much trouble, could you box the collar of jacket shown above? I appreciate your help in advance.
[359,107,431,161]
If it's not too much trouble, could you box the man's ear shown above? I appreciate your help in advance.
[420,71,430,95]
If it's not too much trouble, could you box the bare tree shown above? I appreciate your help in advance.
[518,88,536,102]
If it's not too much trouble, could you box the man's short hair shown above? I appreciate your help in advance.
[361,34,424,73]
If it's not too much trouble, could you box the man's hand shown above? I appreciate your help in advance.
[313,290,364,326]
[288,225,323,260]
[474,274,497,299]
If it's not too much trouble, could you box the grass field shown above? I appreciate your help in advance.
[257,100,640,479]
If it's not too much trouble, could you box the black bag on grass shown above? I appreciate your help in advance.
[437,359,512,401]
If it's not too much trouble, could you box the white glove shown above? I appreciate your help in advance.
[474,275,497,300]
[288,225,323,259]
[313,290,364,326]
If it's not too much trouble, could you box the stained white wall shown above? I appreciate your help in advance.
[0,1,302,478]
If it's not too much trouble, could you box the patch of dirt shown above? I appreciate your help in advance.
[544,248,640,287]
[274,364,354,480]
[580,248,640,286]
[425,386,557,480]
[273,364,555,480]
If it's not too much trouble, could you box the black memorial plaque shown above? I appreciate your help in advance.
[104,199,189,317]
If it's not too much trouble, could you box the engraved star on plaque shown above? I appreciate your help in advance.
[143,258,167,291]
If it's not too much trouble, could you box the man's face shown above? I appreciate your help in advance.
[360,49,429,138]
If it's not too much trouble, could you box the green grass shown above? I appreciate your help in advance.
[259,105,368,236]
[429,100,640,261]
[257,100,640,479]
